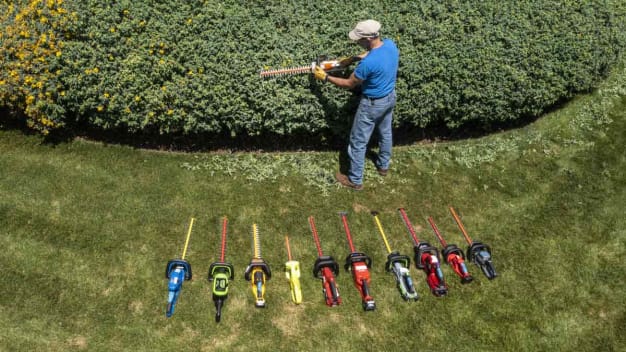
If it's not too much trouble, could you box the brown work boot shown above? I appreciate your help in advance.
[335,172,363,191]
[377,168,388,176]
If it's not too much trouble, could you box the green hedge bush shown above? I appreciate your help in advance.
[1,0,625,138]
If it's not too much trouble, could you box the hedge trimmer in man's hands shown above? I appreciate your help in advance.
[339,211,376,311]
[259,54,362,78]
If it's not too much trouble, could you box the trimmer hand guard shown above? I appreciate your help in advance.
[442,244,474,284]
[344,252,372,271]
[208,262,234,281]
[313,256,339,278]
[468,242,497,280]
[166,259,192,281]
[244,259,271,281]
[385,252,411,272]
[413,242,439,270]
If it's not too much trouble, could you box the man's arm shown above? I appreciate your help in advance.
[327,72,362,90]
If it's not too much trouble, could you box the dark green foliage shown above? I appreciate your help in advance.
[2,0,625,138]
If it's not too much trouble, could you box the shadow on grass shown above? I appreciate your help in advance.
[1,97,548,154]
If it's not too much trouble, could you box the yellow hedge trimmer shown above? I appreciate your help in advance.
[244,224,272,308]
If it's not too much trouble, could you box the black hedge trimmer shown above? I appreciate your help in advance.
[371,211,419,301]
[449,207,498,280]
[339,212,376,311]
[397,208,448,297]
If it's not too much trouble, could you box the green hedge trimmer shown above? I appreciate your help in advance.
[371,211,419,301]
[244,224,272,307]
[208,217,234,322]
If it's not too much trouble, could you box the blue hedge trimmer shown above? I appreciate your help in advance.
[208,217,234,322]
[284,235,303,305]
[427,216,473,284]
[339,211,376,311]
[449,207,498,280]
[308,216,341,307]
[244,224,272,308]
[397,208,448,297]
[371,211,419,301]
[165,217,195,318]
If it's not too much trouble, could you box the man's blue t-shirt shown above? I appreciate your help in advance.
[354,38,399,99]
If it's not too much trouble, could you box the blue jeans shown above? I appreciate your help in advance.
[348,91,396,185]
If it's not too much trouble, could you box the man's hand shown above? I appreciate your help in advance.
[338,51,368,67]
[313,65,328,82]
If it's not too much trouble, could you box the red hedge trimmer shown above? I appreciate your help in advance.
[207,217,234,323]
[284,235,303,305]
[259,54,362,78]
[397,208,448,297]
[308,216,341,307]
[449,207,498,280]
[371,211,419,301]
[244,224,272,307]
[165,217,195,318]
[339,212,376,311]
[427,216,473,284]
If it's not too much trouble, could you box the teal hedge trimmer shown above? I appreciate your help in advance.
[207,217,234,322]
[339,212,376,311]
[165,217,195,318]
[371,211,419,301]
[449,207,498,280]
[398,208,448,297]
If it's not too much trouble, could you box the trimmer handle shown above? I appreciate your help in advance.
[413,242,439,270]
[468,242,497,280]
[385,252,411,272]
[208,262,234,280]
[244,259,271,281]
[166,259,192,281]
[344,252,372,271]
[313,256,339,278]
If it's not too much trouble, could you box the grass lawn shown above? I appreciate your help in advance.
[1,61,624,351]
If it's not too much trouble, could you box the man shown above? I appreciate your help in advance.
[314,19,399,191]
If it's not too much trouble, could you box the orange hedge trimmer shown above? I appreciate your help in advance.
[339,211,376,311]
[427,216,473,284]
[398,208,448,297]
[449,207,498,280]
[308,216,341,307]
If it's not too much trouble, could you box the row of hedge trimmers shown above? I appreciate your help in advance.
[164,208,497,319]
